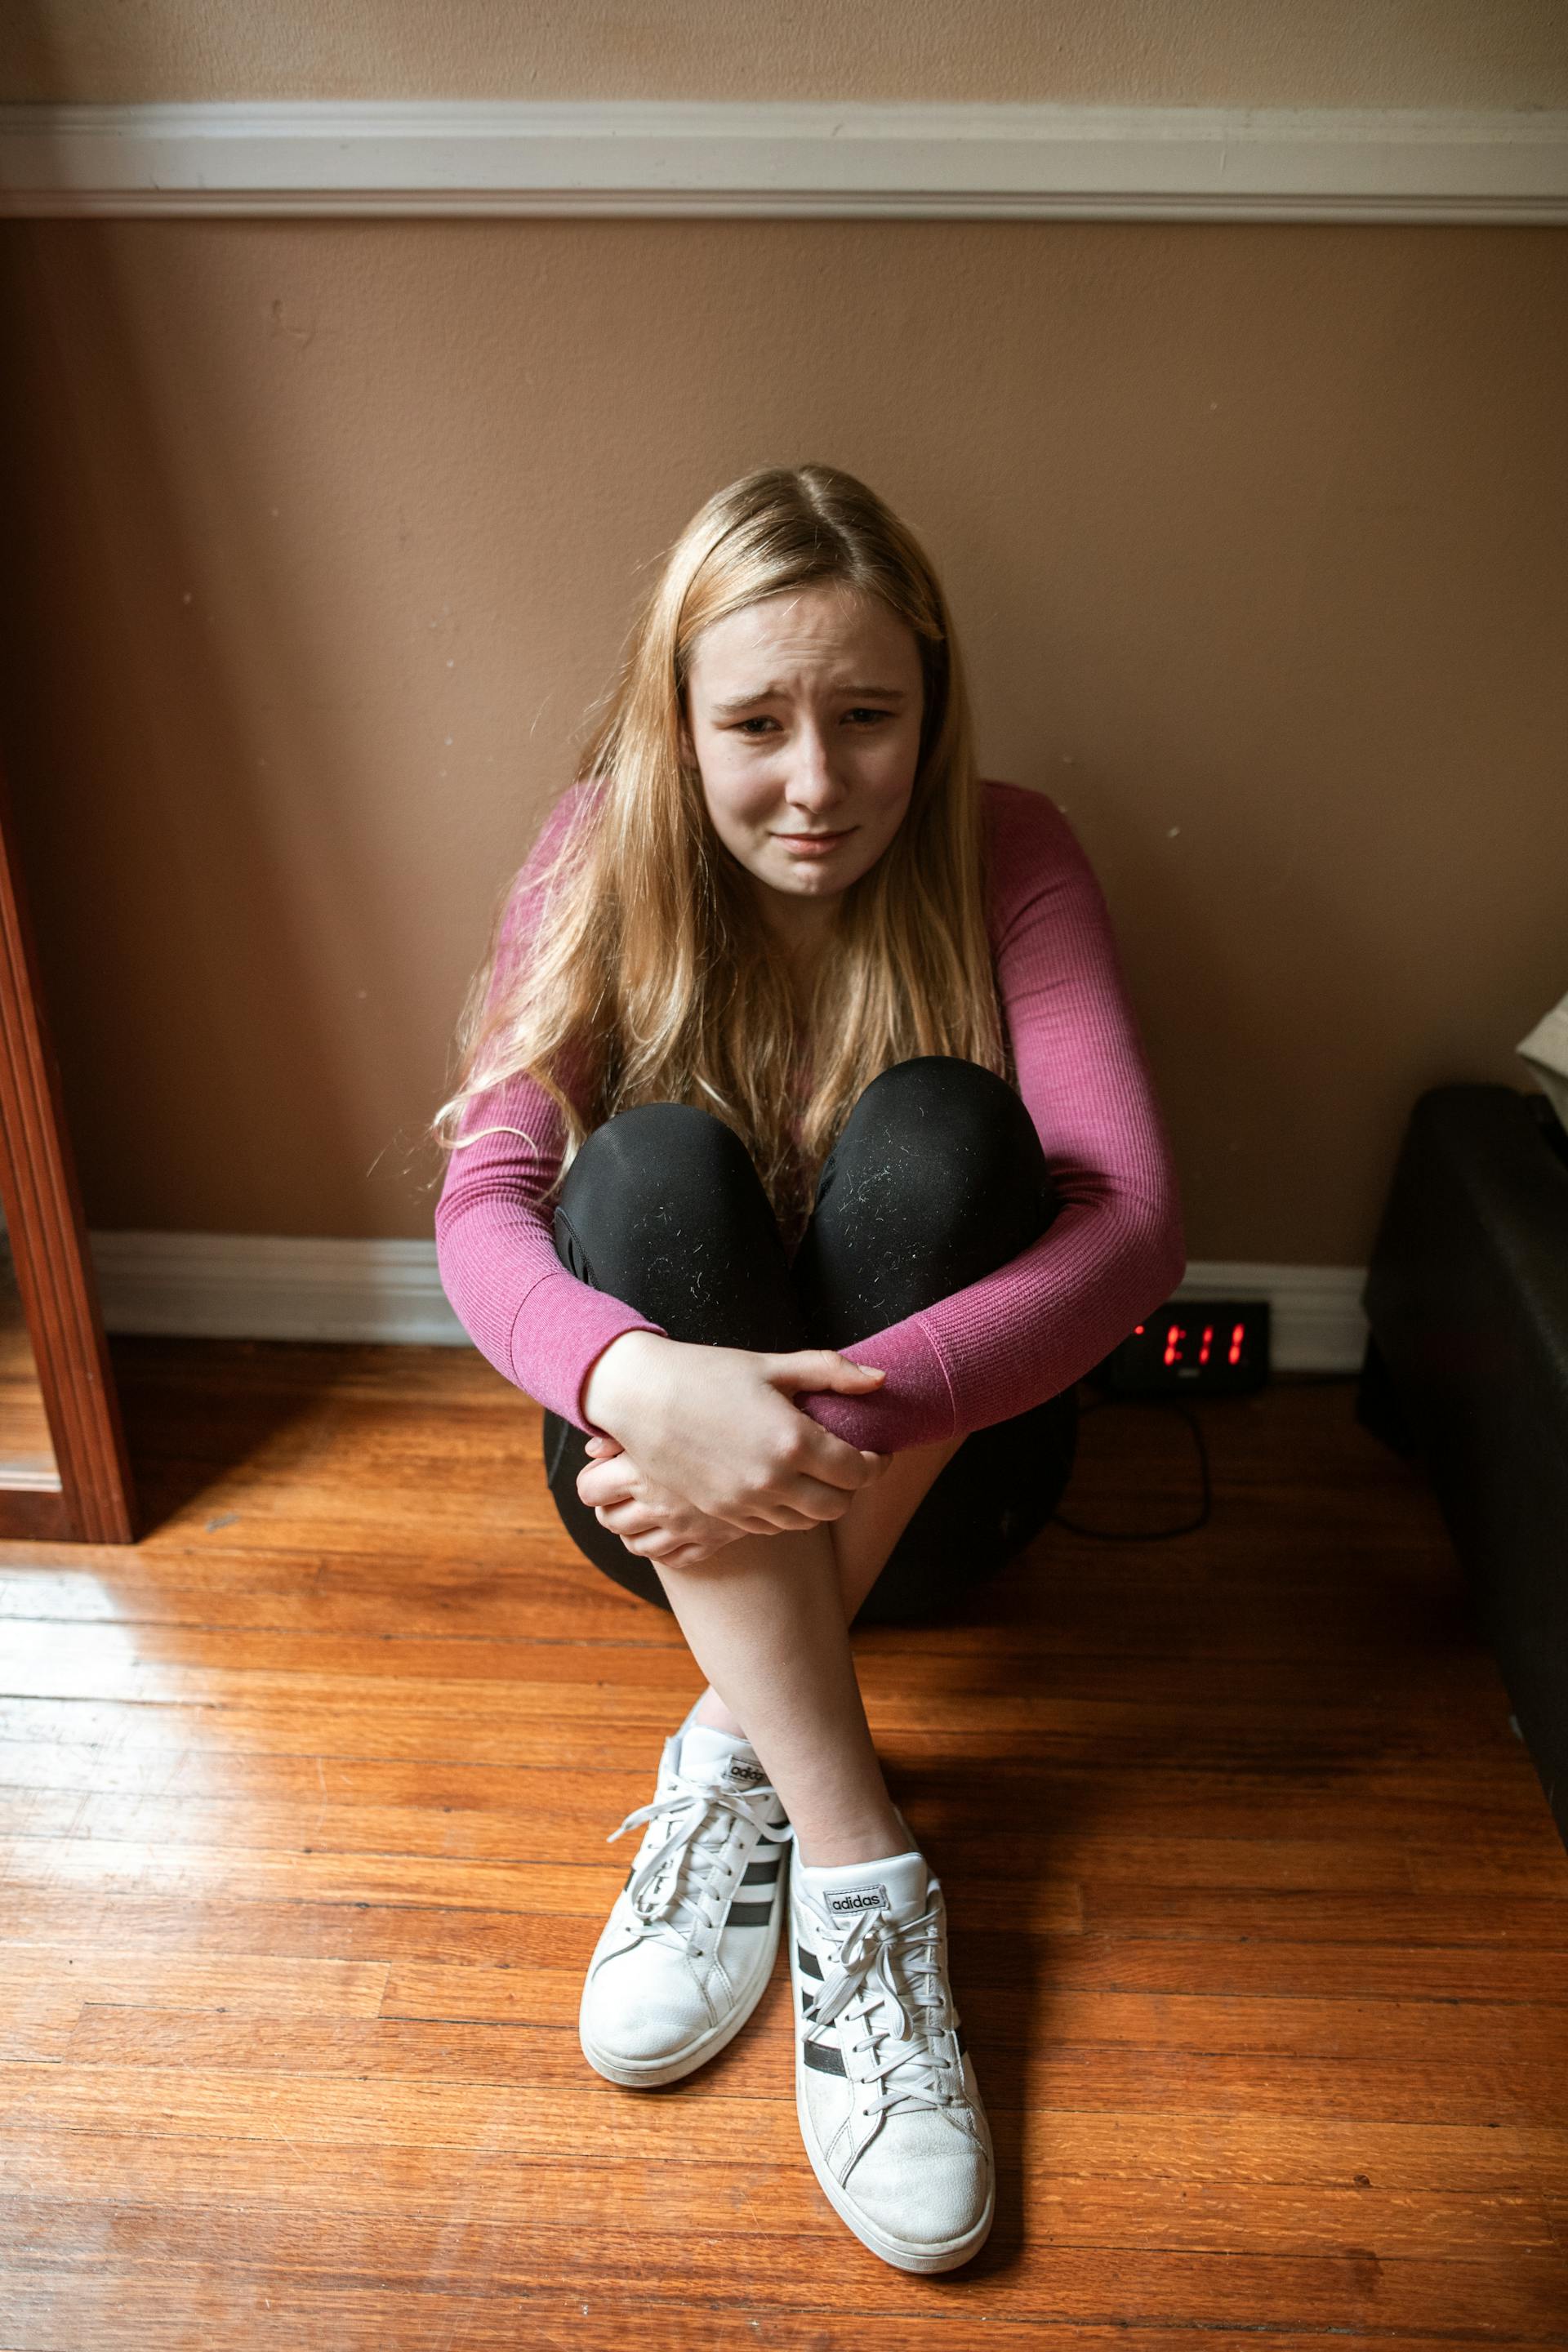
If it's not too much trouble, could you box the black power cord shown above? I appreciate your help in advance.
[1049,1392,1213,1540]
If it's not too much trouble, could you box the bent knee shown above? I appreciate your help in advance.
[858,1054,1006,1106]
[568,1098,752,1188]
[825,1056,1060,1246]
[853,1054,1040,1168]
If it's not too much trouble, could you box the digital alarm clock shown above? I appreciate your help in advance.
[1094,1299,1270,1396]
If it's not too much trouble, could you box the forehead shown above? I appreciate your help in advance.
[688,582,918,688]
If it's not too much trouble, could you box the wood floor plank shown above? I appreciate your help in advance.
[0,1693,723,1770]
[1078,1883,1568,1944]
[0,1692,1528,1781]
[47,2005,1568,2125]
[0,2298,1524,2352]
[0,1946,388,2027]
[378,1935,1568,2016]
[5,1874,1566,2017]
[11,2061,1565,2176]
[0,1737,1557,1843]
[15,1785,1564,1899]
[4,2202,1568,2337]
[2,1613,1525,1724]
[0,1832,1168,1929]
[2,2128,1557,2256]
[0,1889,702,1969]
[0,1549,1488,1647]
[59,1978,1568,2078]
[0,1693,1532,1778]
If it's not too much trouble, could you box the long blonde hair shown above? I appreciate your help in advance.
[430,462,1007,1236]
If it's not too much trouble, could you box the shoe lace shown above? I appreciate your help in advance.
[805,1901,961,2117]
[607,1770,791,1945]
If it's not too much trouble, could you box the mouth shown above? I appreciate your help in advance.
[773,826,855,850]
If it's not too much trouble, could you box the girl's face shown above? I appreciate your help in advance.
[680,582,925,935]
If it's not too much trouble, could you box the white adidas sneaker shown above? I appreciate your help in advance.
[790,1848,994,2273]
[578,1721,792,2087]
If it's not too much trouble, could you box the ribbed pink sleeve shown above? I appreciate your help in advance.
[434,777,1185,1450]
[796,781,1186,1450]
[434,783,671,1432]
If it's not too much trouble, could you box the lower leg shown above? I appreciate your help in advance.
[829,1429,969,1619]
[656,1520,908,1866]
[689,1429,966,1740]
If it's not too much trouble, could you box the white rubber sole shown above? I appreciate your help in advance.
[579,1895,786,2090]
[787,1917,995,2274]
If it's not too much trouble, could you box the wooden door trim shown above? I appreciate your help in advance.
[0,761,136,1543]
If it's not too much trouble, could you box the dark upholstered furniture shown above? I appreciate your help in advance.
[1357,1083,1568,1848]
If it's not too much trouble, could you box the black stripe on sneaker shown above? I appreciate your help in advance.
[741,1856,782,1886]
[726,1900,774,1927]
[795,1944,823,1980]
[803,2038,846,2076]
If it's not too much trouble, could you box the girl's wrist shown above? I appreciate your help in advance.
[581,1328,671,1437]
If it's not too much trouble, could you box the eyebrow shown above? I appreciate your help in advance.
[709,683,911,716]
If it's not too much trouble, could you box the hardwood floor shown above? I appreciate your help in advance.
[1,1338,1565,2348]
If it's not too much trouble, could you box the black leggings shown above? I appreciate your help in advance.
[541,1054,1079,1624]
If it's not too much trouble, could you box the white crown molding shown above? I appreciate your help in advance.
[87,1231,1369,1374]
[1,100,1565,222]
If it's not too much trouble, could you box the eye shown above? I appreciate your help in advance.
[846,708,892,725]
[732,716,778,736]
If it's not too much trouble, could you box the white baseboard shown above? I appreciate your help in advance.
[88,1232,466,1349]
[1,101,1564,223]
[87,1231,1368,1376]
[1169,1259,1368,1374]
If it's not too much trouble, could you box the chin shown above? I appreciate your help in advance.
[773,856,856,893]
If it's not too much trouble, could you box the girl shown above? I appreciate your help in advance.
[433,463,1184,2274]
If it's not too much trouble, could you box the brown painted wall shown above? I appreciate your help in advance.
[4,0,1566,105]
[2,214,1563,1267]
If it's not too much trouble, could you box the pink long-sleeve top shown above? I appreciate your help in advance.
[434,777,1186,1452]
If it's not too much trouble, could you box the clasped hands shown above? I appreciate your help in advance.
[573,1329,893,1570]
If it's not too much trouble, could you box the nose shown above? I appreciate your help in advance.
[782,719,850,817]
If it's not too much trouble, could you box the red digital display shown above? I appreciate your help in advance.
[1102,1301,1268,1396]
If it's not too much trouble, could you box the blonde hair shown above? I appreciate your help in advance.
[430,462,1007,1237]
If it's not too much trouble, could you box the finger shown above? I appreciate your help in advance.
[764,1348,888,1397]
[758,1503,822,1531]
[577,1463,639,1508]
[629,1530,702,1565]
[772,1470,874,1521]
[794,1429,893,1492]
[617,1527,675,1558]
[595,1500,660,1536]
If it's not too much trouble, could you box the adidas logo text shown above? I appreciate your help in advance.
[827,1884,890,1916]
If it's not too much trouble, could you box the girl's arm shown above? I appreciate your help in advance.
[434,784,671,1435]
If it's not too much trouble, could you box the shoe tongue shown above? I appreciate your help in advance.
[677,1724,769,1796]
[802,1849,929,1929]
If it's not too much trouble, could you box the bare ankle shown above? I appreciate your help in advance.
[690,1686,748,1740]
[795,1805,913,1869]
